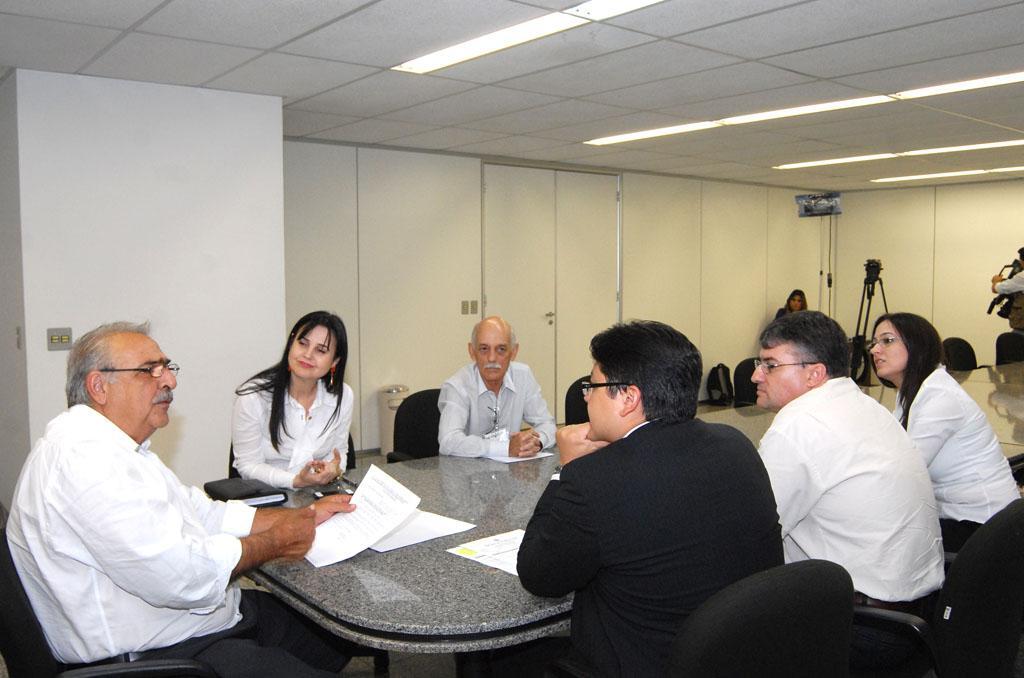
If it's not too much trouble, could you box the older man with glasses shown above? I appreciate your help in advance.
[7,321,363,676]
[438,315,556,458]
[751,311,944,670]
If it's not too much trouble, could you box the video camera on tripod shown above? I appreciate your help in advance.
[988,255,1024,319]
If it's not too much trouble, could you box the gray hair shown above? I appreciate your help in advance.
[66,321,151,407]
[470,317,517,347]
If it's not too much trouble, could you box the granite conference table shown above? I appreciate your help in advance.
[249,454,571,656]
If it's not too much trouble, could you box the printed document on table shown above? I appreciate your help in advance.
[448,529,524,576]
[306,464,419,567]
[370,510,475,552]
[488,451,554,464]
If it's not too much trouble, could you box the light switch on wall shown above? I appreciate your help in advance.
[47,327,72,351]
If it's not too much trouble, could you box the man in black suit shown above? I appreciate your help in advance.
[518,320,783,677]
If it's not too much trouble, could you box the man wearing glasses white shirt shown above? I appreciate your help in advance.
[752,311,944,670]
[438,316,555,458]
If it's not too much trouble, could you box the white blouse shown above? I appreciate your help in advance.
[232,379,353,488]
[896,366,1019,524]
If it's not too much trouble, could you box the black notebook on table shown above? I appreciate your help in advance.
[203,477,287,506]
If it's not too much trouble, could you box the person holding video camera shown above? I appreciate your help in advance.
[990,247,1024,331]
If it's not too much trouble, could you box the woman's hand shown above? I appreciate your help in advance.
[293,449,343,488]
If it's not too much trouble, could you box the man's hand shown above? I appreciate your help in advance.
[508,428,542,457]
[311,493,355,525]
[293,449,342,488]
[235,506,318,575]
[556,423,609,466]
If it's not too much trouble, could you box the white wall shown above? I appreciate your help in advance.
[0,74,30,509]
[13,70,284,490]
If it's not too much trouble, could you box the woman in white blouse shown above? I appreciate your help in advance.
[232,310,354,489]
[870,312,1019,550]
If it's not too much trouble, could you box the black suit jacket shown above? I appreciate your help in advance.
[518,419,783,677]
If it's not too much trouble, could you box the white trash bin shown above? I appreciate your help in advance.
[378,384,409,455]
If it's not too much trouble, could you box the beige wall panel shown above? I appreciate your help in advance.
[621,173,701,339]
[283,141,362,446]
[833,188,934,341]
[555,171,619,401]
[766,187,823,323]
[934,180,1024,365]
[482,164,557,417]
[357,148,481,451]
[700,181,768,373]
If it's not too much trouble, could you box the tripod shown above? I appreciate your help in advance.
[850,259,888,385]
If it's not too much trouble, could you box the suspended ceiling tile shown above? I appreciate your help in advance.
[835,43,1024,94]
[533,110,695,142]
[380,86,561,126]
[282,0,544,68]
[0,0,163,28]
[604,0,805,38]
[81,33,260,85]
[449,134,564,155]
[283,108,360,136]
[501,40,740,98]
[208,53,377,101]
[0,14,120,72]
[310,117,436,143]
[385,126,508,150]
[289,70,476,117]
[656,81,877,121]
[465,99,635,135]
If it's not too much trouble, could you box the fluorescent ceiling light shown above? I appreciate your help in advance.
[393,0,665,74]
[586,121,721,145]
[893,70,1024,99]
[776,138,1024,169]
[393,13,587,73]
[565,0,665,21]
[871,170,986,183]
[990,166,1024,173]
[775,154,898,170]
[718,96,894,125]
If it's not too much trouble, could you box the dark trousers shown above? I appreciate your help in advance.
[142,590,353,678]
[940,517,982,553]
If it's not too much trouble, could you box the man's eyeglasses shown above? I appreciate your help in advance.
[99,362,180,378]
[487,405,500,433]
[753,359,808,375]
[580,381,630,397]
[866,335,901,351]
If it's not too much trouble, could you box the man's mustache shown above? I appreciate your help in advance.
[484,362,502,370]
[153,389,174,404]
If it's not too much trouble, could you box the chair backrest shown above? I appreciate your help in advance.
[931,498,1024,678]
[732,358,758,407]
[564,375,589,425]
[0,528,62,678]
[392,389,442,460]
[671,560,853,678]
[995,332,1024,365]
[943,337,978,371]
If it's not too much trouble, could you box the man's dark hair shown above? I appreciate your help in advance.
[759,311,850,378]
[590,320,701,423]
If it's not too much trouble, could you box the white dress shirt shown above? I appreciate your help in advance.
[995,274,1024,295]
[438,362,556,458]
[896,366,1019,523]
[7,405,255,664]
[232,380,353,488]
[759,377,945,601]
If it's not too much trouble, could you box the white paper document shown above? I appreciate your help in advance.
[370,510,475,552]
[447,529,525,576]
[488,451,554,464]
[306,464,420,567]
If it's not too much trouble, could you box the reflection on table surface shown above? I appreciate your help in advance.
[251,454,572,653]
[698,363,1024,459]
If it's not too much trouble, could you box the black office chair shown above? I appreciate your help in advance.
[942,337,979,371]
[387,388,442,463]
[229,435,356,477]
[995,332,1024,365]
[671,560,853,678]
[853,498,1024,678]
[564,376,589,425]
[732,358,758,407]
[1,527,216,678]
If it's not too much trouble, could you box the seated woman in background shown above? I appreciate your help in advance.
[774,289,807,319]
[232,310,353,489]
[870,312,1019,551]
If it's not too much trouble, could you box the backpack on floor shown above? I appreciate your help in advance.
[706,363,734,405]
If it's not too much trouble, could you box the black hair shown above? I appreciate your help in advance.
[759,311,850,378]
[236,311,348,451]
[589,320,701,423]
[871,312,943,429]
[785,289,807,312]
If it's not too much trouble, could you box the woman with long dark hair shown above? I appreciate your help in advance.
[232,311,352,488]
[773,289,807,320]
[870,312,1018,550]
